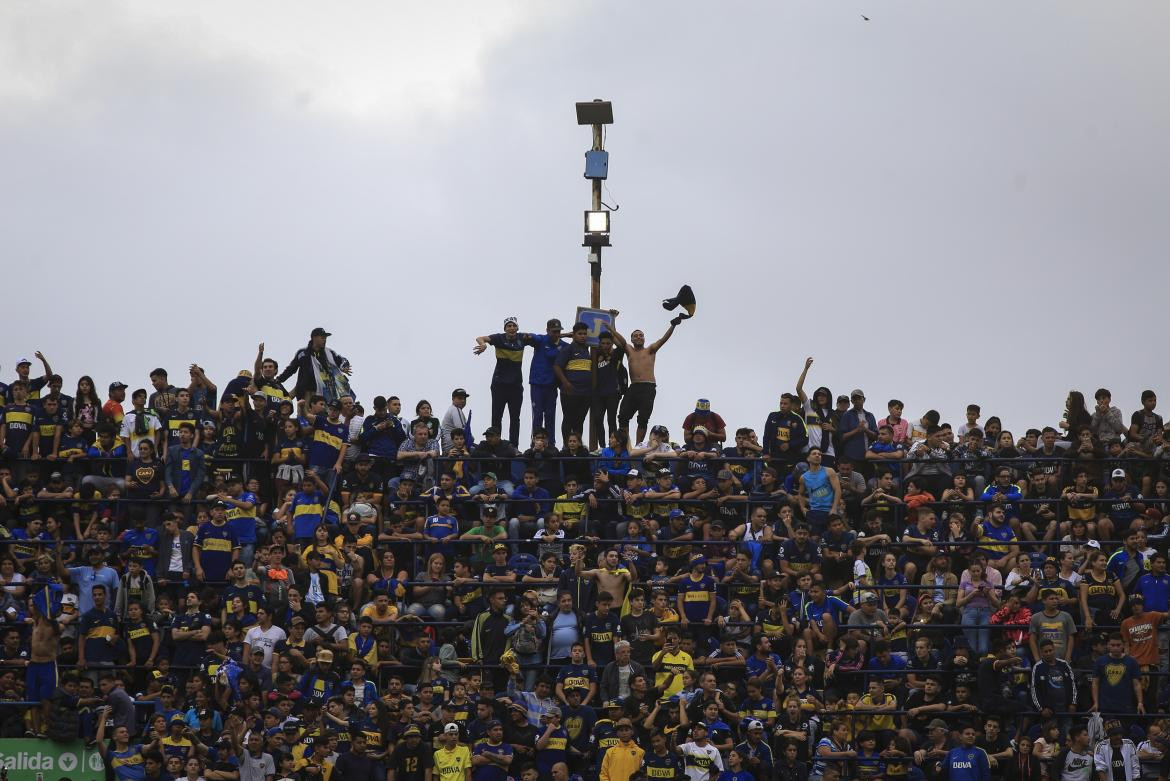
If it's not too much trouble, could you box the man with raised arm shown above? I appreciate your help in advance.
[573,548,634,615]
[608,314,676,445]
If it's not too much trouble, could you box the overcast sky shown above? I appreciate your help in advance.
[2,1,1168,440]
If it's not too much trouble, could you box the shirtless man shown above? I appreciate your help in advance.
[573,547,634,610]
[27,595,61,737]
[608,312,677,444]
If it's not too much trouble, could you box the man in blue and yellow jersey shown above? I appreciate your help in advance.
[193,500,240,583]
[554,322,594,449]
[77,582,118,673]
[473,317,531,447]
[1,380,37,464]
[434,721,472,781]
[307,397,348,490]
[219,476,259,564]
[163,388,202,453]
[253,341,291,409]
[974,504,1018,575]
[7,352,53,403]
[32,394,65,461]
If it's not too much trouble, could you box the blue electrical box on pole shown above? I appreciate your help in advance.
[584,149,609,180]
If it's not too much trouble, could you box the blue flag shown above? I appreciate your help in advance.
[32,582,64,620]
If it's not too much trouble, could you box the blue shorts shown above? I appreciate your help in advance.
[26,660,57,701]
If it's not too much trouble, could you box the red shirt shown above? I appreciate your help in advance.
[102,399,124,426]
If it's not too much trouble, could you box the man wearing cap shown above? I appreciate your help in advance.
[523,318,566,448]
[502,702,538,769]
[535,706,568,777]
[440,388,472,455]
[388,723,431,781]
[6,352,52,403]
[676,706,724,781]
[597,717,642,781]
[160,712,195,761]
[734,719,774,778]
[465,715,512,776]
[474,317,531,447]
[1099,469,1142,537]
[678,426,720,486]
[469,428,519,496]
[102,380,128,430]
[276,328,353,405]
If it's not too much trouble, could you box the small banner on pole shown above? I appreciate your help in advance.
[574,308,616,347]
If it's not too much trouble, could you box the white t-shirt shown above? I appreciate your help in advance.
[2,573,25,595]
[635,440,675,458]
[120,410,163,455]
[239,750,276,781]
[167,536,184,573]
[679,741,723,781]
[243,625,288,666]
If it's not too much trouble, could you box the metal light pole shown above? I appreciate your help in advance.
[589,122,603,308]
[577,99,613,309]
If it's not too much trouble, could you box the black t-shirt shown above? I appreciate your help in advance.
[389,742,432,781]
[620,611,659,666]
[594,346,624,396]
[127,458,165,498]
[903,689,944,734]
[584,612,621,667]
[977,735,1012,779]
[502,719,537,754]
[775,714,813,762]
[1110,745,1128,781]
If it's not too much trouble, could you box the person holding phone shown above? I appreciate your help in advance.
[957,560,1002,655]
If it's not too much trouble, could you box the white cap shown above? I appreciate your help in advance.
[1087,540,1101,549]
[1111,468,1126,480]
[443,723,460,735]
[746,719,764,730]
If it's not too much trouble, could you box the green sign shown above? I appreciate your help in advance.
[0,738,105,781]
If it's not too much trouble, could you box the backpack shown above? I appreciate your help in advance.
[511,621,540,655]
